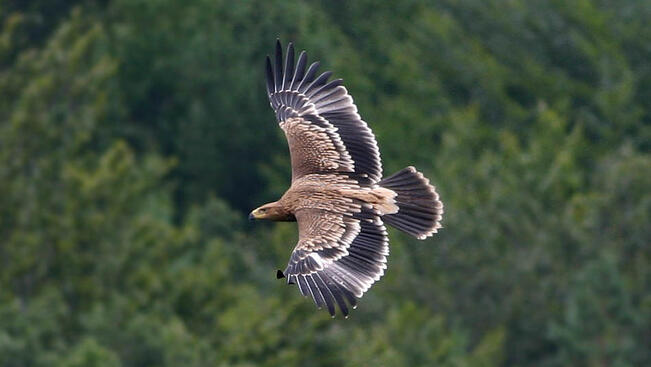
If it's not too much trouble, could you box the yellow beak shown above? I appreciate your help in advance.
[248,208,261,221]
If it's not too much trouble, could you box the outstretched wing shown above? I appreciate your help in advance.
[266,40,382,186]
[283,205,389,317]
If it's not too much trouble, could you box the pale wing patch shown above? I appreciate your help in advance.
[280,118,354,180]
[296,210,360,253]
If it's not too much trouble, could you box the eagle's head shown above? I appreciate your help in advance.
[249,202,295,222]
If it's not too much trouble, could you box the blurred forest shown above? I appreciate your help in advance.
[1,0,649,366]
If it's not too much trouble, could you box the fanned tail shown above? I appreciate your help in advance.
[379,166,443,239]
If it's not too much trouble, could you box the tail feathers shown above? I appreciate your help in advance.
[379,166,443,239]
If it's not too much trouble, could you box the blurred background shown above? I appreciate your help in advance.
[1,0,649,366]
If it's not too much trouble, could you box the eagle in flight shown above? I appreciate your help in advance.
[249,41,444,318]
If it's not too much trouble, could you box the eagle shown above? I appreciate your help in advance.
[249,41,443,318]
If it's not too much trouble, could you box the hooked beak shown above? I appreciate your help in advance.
[248,211,256,221]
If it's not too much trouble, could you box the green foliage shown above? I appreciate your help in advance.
[0,1,648,366]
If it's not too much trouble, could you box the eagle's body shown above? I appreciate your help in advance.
[250,41,444,317]
[267,173,397,218]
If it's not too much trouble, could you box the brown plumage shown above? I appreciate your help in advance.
[250,41,444,317]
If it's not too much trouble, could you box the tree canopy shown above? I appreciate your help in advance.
[1,1,649,366]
